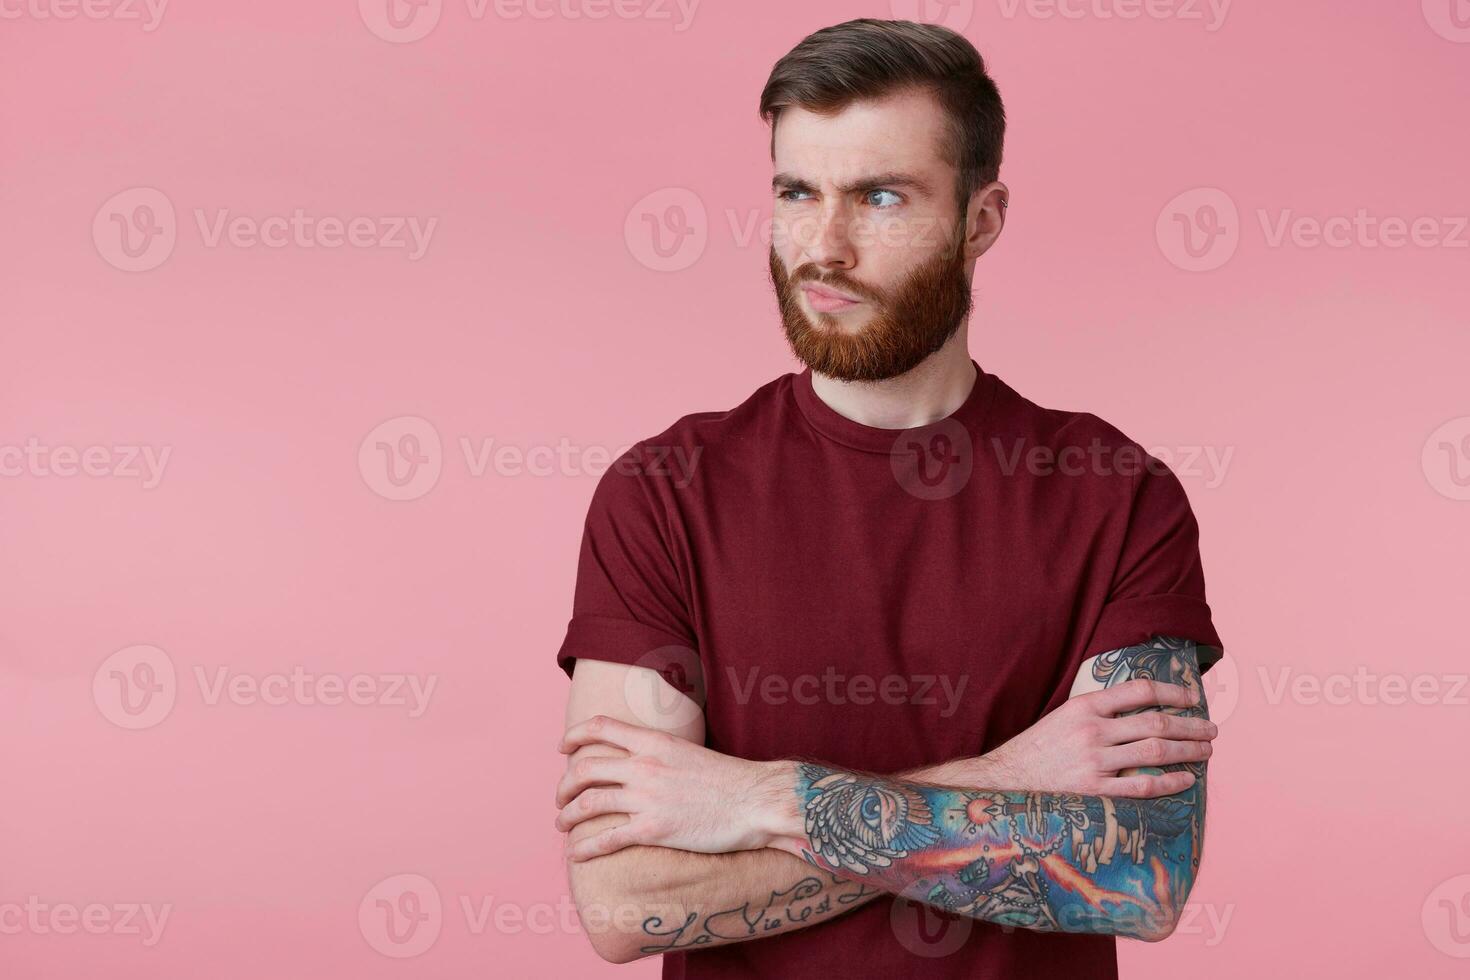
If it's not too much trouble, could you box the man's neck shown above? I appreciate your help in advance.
[809,332,977,429]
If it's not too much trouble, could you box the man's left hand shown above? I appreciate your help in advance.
[555,714,797,862]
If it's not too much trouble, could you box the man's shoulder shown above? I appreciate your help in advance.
[986,374,1171,491]
[990,374,1148,453]
[599,372,797,491]
[625,371,797,458]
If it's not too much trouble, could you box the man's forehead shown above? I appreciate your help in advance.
[771,92,947,181]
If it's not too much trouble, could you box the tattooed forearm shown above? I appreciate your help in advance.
[637,869,880,955]
[794,637,1211,941]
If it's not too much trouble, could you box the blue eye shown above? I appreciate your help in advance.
[778,189,812,202]
[867,189,901,208]
[861,795,881,821]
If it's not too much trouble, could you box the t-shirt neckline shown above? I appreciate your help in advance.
[792,358,997,454]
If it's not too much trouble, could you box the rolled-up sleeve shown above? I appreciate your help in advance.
[1083,456,1224,673]
[555,443,698,686]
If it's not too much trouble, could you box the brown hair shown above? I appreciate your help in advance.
[759,19,1006,220]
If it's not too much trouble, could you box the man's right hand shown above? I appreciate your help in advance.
[920,677,1216,798]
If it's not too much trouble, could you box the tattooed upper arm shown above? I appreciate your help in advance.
[1074,633,1212,743]
[1073,636,1213,781]
[1072,636,1212,702]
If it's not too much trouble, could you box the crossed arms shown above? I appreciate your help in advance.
[556,636,1217,963]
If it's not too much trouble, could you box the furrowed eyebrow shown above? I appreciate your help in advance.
[771,171,933,197]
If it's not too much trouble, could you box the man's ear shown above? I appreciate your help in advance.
[961,180,1008,261]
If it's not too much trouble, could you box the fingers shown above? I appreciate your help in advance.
[1089,678,1199,716]
[565,820,649,862]
[555,756,633,807]
[555,717,671,853]
[1103,711,1218,746]
[1103,769,1197,799]
[559,715,666,756]
[556,787,631,833]
[1100,737,1213,772]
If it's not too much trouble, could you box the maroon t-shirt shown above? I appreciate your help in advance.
[557,361,1223,979]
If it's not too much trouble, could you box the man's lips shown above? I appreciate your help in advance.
[800,282,863,312]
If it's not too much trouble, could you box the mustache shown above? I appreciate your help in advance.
[789,265,883,303]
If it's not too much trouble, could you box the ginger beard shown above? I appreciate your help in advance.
[769,221,974,383]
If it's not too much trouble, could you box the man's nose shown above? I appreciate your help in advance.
[799,204,857,271]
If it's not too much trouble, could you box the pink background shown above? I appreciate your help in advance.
[4,1,1470,976]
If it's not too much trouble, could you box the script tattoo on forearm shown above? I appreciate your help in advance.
[795,636,1210,940]
[637,869,880,955]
